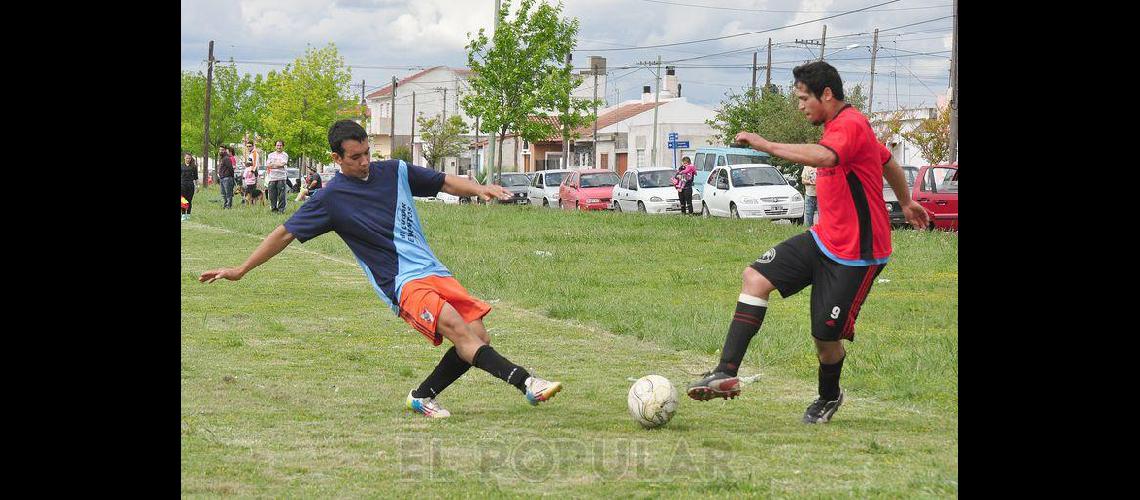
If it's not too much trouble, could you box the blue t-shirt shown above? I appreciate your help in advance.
[284,160,450,313]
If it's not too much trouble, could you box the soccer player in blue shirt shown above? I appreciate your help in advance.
[199,120,563,418]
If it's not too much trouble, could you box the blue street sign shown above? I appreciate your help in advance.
[668,132,678,140]
[668,141,689,149]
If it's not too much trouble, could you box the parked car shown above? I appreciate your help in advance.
[700,164,804,221]
[527,169,572,207]
[884,166,920,227]
[611,167,684,214]
[490,172,532,204]
[558,169,620,211]
[913,164,958,231]
[691,146,773,196]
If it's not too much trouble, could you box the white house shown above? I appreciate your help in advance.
[366,66,476,173]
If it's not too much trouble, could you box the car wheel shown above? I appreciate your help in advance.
[789,216,804,225]
[730,203,739,219]
[637,201,646,213]
[460,197,470,205]
[543,198,549,207]
[575,200,581,210]
[614,201,622,212]
[701,203,710,217]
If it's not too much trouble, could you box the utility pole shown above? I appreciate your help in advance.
[441,88,447,122]
[651,55,662,166]
[948,0,958,163]
[410,91,417,162]
[203,40,214,185]
[563,52,571,168]
[475,116,480,175]
[751,51,758,95]
[819,25,827,60]
[360,79,367,126]
[390,76,397,158]
[868,28,879,116]
[487,0,501,181]
[766,38,772,93]
[592,58,600,168]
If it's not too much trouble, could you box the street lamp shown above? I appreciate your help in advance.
[823,43,863,59]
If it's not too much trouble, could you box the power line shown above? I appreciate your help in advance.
[574,0,901,52]
[639,0,950,13]
[654,15,953,65]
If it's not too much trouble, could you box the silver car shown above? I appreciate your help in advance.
[527,169,572,208]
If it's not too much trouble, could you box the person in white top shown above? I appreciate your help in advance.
[266,140,290,213]
[801,165,817,226]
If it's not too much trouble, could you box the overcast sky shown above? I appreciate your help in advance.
[181,0,955,112]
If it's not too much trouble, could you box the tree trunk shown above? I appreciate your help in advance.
[497,127,507,179]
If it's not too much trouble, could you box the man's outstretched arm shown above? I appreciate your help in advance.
[440,174,511,202]
[199,225,296,283]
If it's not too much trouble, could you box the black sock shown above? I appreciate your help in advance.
[818,356,845,401]
[715,297,768,376]
[412,347,471,399]
[472,345,530,393]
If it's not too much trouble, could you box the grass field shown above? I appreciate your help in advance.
[181,187,958,497]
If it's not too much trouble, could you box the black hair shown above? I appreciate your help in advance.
[275,139,285,147]
[328,119,368,156]
[792,61,844,101]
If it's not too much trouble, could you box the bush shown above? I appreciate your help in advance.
[392,145,412,163]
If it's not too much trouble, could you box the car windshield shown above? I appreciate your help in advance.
[731,167,786,187]
[544,172,566,186]
[884,167,920,188]
[638,170,675,188]
[499,174,530,186]
[581,172,619,188]
[727,154,770,165]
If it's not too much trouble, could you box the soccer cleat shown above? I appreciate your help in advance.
[803,390,845,424]
[406,390,451,418]
[524,376,562,405]
[686,371,741,401]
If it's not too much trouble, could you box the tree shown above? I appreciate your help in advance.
[903,104,951,165]
[707,83,870,178]
[873,108,907,145]
[462,0,597,177]
[418,113,469,170]
[181,64,267,161]
[391,145,413,163]
[261,44,354,169]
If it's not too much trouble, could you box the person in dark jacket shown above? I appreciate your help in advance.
[219,146,236,209]
[181,153,199,221]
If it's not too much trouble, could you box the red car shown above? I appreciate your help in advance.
[913,164,958,231]
[559,169,621,211]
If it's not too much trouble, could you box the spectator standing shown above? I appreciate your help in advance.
[672,156,697,215]
[242,160,260,206]
[801,165,817,225]
[219,145,236,209]
[266,140,289,213]
[181,153,198,221]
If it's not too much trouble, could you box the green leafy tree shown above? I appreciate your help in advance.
[391,145,413,163]
[418,113,469,170]
[181,64,266,175]
[462,0,594,176]
[902,104,951,165]
[707,83,868,178]
[261,44,354,168]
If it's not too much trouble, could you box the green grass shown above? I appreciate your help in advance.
[182,186,958,497]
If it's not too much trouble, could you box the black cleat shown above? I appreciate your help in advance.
[803,390,845,424]
[686,371,741,401]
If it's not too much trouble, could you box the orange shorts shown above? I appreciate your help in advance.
[398,275,492,346]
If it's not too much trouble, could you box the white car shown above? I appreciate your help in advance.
[610,167,689,214]
[701,164,804,221]
[527,169,572,208]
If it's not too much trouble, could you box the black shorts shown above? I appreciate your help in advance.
[749,231,886,342]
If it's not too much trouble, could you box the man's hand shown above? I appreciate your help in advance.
[901,200,930,229]
[733,131,771,152]
[478,184,512,203]
[199,267,244,283]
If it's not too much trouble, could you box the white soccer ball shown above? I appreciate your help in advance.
[627,375,678,428]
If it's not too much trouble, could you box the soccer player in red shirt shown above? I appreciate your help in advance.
[687,61,929,424]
